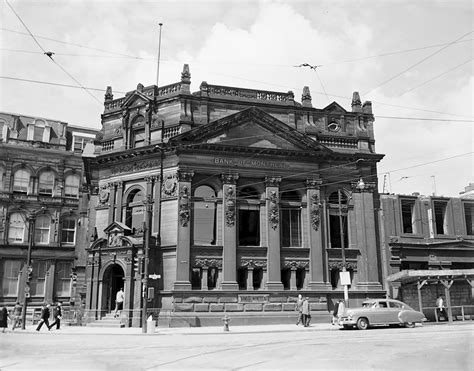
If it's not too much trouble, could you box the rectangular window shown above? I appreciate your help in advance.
[54,262,72,297]
[35,217,50,244]
[13,171,29,193]
[61,218,76,244]
[39,172,55,195]
[0,260,21,296]
[8,214,25,243]
[434,201,449,235]
[73,136,93,153]
[30,261,47,297]
[464,203,474,235]
[329,214,348,248]
[281,208,302,247]
[238,209,260,246]
[401,199,417,234]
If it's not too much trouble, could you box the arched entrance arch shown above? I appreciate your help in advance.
[101,263,125,313]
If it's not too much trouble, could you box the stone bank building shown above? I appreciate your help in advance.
[83,65,386,327]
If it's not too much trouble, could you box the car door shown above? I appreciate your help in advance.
[387,301,403,323]
[369,300,390,324]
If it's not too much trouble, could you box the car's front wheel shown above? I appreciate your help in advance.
[405,322,415,328]
[357,317,369,330]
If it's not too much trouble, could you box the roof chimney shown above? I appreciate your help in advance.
[351,91,362,112]
[301,86,312,107]
[104,86,113,102]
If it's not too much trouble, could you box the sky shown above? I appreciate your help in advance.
[1,0,472,197]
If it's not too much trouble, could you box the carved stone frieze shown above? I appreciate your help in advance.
[284,260,309,269]
[221,174,239,185]
[306,178,322,189]
[194,258,222,268]
[309,193,321,231]
[179,185,190,227]
[264,176,281,187]
[268,190,279,230]
[328,261,358,271]
[241,259,267,269]
[177,170,194,182]
[111,159,161,175]
[224,185,236,227]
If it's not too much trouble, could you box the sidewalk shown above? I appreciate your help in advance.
[6,320,472,336]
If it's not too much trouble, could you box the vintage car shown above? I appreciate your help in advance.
[339,298,426,330]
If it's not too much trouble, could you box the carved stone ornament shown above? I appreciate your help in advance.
[284,260,309,269]
[306,178,322,189]
[108,231,122,247]
[98,185,110,205]
[177,170,194,182]
[328,261,357,271]
[224,185,236,227]
[268,190,279,230]
[162,174,177,198]
[179,185,190,227]
[265,176,281,187]
[241,259,267,269]
[194,258,222,268]
[310,193,321,231]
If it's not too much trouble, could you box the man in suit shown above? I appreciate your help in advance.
[48,302,62,330]
[36,303,51,331]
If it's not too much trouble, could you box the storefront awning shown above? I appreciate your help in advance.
[387,268,474,284]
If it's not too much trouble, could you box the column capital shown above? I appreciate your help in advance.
[306,178,323,189]
[114,181,124,188]
[264,176,281,187]
[221,173,239,184]
[177,170,194,182]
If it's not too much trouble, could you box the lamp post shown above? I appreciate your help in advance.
[141,194,153,333]
[21,207,45,329]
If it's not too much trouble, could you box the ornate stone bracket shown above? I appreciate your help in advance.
[194,258,222,268]
[241,259,267,269]
[268,190,279,230]
[179,185,190,227]
[162,173,177,198]
[309,193,321,231]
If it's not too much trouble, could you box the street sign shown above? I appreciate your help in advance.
[340,271,351,285]
[149,274,161,280]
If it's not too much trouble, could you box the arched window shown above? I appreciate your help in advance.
[64,174,80,198]
[35,215,50,244]
[193,185,216,245]
[238,186,260,246]
[8,213,25,243]
[38,170,55,196]
[328,190,349,249]
[61,217,76,244]
[280,190,302,247]
[13,169,30,193]
[125,189,145,233]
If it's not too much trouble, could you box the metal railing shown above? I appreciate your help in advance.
[423,305,474,322]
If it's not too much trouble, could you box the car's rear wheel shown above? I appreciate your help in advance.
[357,317,369,330]
[405,322,415,328]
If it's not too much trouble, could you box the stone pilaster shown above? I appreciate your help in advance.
[352,181,382,289]
[173,170,194,290]
[107,183,116,225]
[306,179,329,290]
[221,174,239,290]
[115,181,124,222]
[265,177,283,290]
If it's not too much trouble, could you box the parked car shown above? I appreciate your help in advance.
[339,298,426,330]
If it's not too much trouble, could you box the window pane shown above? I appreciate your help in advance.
[464,203,474,235]
[30,261,47,297]
[0,260,21,296]
[434,201,448,235]
[13,169,30,193]
[61,218,76,244]
[281,208,301,247]
[8,213,25,242]
[193,185,216,245]
[54,262,72,297]
[35,215,50,244]
[64,174,80,197]
[401,200,416,234]
[39,171,55,195]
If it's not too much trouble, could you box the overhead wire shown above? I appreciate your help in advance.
[4,0,102,105]
[363,30,474,96]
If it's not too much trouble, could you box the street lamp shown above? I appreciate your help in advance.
[21,207,45,329]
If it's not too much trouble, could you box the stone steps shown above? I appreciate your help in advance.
[87,313,123,328]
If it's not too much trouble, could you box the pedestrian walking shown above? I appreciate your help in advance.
[48,302,62,330]
[332,300,340,325]
[295,294,303,326]
[114,288,125,318]
[0,305,8,333]
[36,303,51,332]
[302,297,310,327]
[11,302,22,330]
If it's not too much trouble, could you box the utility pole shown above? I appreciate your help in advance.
[142,194,153,333]
[338,190,349,308]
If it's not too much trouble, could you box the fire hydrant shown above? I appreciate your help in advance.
[222,314,230,332]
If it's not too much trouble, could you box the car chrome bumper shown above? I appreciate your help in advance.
[338,317,356,326]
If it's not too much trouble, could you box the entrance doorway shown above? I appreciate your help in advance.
[102,264,125,313]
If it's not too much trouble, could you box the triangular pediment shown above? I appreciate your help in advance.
[323,101,347,113]
[103,221,132,234]
[121,90,152,109]
[170,107,332,153]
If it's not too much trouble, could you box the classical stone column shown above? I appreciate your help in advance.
[108,183,116,225]
[247,267,254,290]
[221,174,239,290]
[265,177,283,290]
[201,267,209,290]
[352,181,382,289]
[115,181,124,222]
[173,171,193,290]
[306,179,328,290]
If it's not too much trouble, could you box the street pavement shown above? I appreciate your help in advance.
[1,321,473,370]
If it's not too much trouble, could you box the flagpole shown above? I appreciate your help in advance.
[156,23,163,86]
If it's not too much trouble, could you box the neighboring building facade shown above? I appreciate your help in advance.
[380,193,474,317]
[83,65,386,327]
[0,112,97,315]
